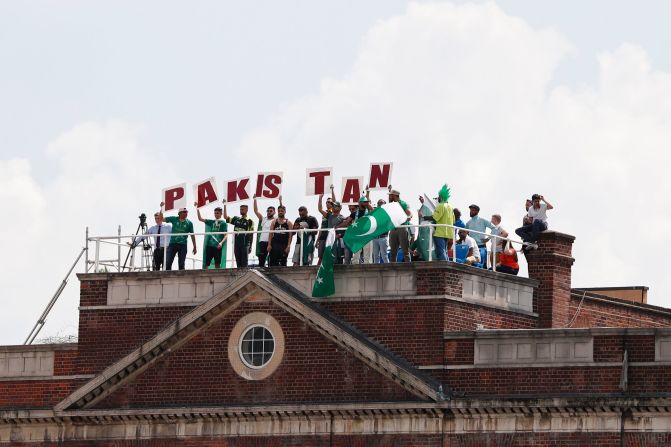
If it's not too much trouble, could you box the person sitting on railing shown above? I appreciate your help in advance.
[515,194,553,251]
[253,195,280,267]
[267,205,293,267]
[292,206,319,266]
[456,229,480,266]
[223,201,254,268]
[496,241,519,275]
[316,185,337,265]
[488,214,509,268]
[131,211,172,271]
[387,185,413,263]
[159,203,197,271]
[466,204,495,268]
[194,202,227,269]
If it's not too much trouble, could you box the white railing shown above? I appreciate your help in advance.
[85,223,530,274]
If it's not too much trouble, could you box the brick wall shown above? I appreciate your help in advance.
[322,299,444,366]
[444,338,474,365]
[0,380,86,409]
[593,335,655,362]
[525,231,575,328]
[79,279,108,307]
[444,300,537,331]
[569,295,671,328]
[54,349,79,375]
[77,306,193,374]
[416,267,462,296]
[95,300,418,409]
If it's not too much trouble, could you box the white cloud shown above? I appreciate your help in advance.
[236,2,671,305]
[1,121,177,344]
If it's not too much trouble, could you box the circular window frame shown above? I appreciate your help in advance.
[228,312,285,381]
[238,324,275,370]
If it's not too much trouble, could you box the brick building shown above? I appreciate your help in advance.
[1,231,670,446]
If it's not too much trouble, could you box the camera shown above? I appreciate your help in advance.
[139,213,147,227]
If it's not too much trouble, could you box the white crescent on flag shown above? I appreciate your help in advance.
[357,216,378,237]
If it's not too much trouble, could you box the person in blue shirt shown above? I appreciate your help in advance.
[454,208,466,229]
[466,204,495,268]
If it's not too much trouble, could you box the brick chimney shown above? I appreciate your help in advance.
[525,231,576,328]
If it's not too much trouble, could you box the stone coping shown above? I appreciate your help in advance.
[0,343,77,353]
[78,261,538,287]
[444,327,671,339]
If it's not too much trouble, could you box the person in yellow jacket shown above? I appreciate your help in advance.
[431,184,454,261]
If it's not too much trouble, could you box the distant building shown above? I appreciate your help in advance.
[1,231,670,446]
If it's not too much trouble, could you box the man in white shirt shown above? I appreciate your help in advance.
[457,229,480,266]
[515,194,554,250]
[253,195,281,267]
[131,212,172,271]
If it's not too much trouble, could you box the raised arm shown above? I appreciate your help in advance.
[318,194,328,218]
[541,195,554,210]
[278,195,283,208]
[222,200,229,221]
[252,196,262,220]
[330,184,336,202]
[194,202,206,223]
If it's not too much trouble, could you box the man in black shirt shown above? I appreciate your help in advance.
[223,201,254,267]
[267,205,293,267]
[292,206,320,266]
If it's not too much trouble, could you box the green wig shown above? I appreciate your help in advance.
[438,184,451,203]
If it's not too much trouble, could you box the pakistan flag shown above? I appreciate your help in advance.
[312,228,336,298]
[343,202,408,253]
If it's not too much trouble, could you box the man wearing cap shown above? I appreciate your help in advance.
[223,201,254,268]
[387,186,413,262]
[318,192,345,264]
[372,199,390,263]
[195,202,227,269]
[339,195,374,264]
[466,204,495,267]
[292,206,319,266]
[159,203,197,270]
[131,212,172,271]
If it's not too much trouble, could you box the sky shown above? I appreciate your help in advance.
[1,1,671,344]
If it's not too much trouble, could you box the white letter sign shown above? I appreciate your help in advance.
[341,177,364,205]
[368,162,393,190]
[306,167,332,196]
[254,172,283,199]
[225,177,251,203]
[162,183,187,212]
[193,177,219,208]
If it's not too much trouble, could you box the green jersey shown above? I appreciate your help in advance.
[164,216,194,245]
[204,219,227,247]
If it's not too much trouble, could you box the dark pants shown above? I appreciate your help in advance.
[152,247,164,271]
[269,245,288,267]
[166,244,187,270]
[258,241,269,266]
[497,265,519,275]
[515,220,548,243]
[389,227,409,262]
[204,245,223,268]
[234,237,249,267]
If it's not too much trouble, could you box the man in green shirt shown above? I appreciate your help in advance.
[159,203,197,270]
[387,186,413,262]
[195,202,228,269]
[223,201,254,267]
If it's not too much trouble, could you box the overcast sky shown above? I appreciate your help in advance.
[2,1,671,344]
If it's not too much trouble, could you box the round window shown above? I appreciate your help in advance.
[239,325,275,369]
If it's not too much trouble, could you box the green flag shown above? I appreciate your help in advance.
[312,228,336,298]
[343,202,408,254]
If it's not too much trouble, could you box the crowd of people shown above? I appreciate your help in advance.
[136,188,553,276]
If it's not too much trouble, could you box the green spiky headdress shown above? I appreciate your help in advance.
[438,184,450,202]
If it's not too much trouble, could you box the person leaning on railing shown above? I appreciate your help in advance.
[496,241,519,275]
[158,203,197,271]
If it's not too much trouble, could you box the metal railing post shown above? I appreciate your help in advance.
[428,225,433,261]
[117,225,121,272]
[94,239,100,272]
[85,226,90,272]
[299,229,304,266]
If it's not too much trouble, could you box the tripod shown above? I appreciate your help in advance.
[122,214,153,271]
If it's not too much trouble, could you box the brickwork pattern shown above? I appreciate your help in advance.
[0,380,86,409]
[569,296,671,328]
[95,300,418,409]
[322,299,444,365]
[416,268,462,296]
[444,300,537,331]
[444,338,474,365]
[53,349,79,376]
[77,306,193,374]
[79,279,108,307]
[593,335,656,362]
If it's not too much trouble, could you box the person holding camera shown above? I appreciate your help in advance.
[515,194,554,250]
[159,203,197,270]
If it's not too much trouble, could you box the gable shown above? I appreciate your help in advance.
[57,271,444,411]
[94,297,418,409]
